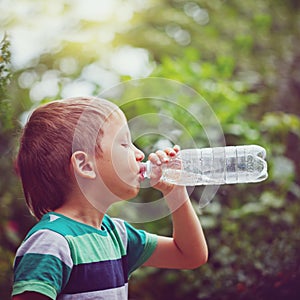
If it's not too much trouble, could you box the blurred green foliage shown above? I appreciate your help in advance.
[0,34,36,300]
[1,0,300,299]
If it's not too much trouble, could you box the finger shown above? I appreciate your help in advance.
[163,147,176,157]
[155,150,169,163]
[173,145,180,153]
[165,145,180,157]
[148,153,162,165]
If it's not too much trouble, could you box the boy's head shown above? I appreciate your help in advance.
[16,96,119,220]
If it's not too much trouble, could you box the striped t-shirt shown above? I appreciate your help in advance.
[12,212,158,299]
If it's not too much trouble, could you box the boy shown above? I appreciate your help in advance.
[12,96,208,299]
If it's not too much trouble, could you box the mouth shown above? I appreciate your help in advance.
[138,164,146,182]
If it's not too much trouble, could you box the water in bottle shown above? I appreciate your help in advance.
[143,145,268,186]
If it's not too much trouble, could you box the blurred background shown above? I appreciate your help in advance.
[1,0,300,299]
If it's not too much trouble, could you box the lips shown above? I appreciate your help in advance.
[138,164,147,181]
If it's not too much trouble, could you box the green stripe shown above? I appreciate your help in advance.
[12,280,57,300]
[14,253,71,293]
[66,232,124,264]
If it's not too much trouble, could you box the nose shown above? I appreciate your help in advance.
[134,146,145,162]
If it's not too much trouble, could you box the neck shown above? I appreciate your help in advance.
[55,205,105,229]
[54,189,109,229]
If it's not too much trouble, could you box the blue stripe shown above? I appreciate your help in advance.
[62,256,128,294]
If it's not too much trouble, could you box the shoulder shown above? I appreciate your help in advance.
[103,215,157,244]
[15,213,75,268]
[103,216,145,240]
[13,220,73,299]
[15,226,73,270]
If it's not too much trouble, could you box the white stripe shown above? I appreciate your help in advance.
[112,218,128,249]
[58,283,128,300]
[16,229,73,268]
[49,214,60,222]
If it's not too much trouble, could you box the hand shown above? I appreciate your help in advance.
[147,145,180,194]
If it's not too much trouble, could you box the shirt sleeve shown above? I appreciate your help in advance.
[12,229,73,299]
[124,221,158,275]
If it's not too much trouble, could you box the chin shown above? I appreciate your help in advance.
[124,185,140,200]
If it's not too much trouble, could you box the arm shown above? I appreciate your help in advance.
[143,146,208,270]
[12,292,51,300]
[12,230,71,300]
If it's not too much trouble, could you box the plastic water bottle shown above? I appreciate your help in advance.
[143,145,268,186]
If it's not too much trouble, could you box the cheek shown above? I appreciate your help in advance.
[99,160,139,198]
[99,147,137,187]
[125,153,139,175]
[112,148,136,172]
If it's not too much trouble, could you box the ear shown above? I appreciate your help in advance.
[71,151,96,179]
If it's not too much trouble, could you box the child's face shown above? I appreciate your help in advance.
[96,109,145,200]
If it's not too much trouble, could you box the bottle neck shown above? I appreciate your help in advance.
[141,161,151,179]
